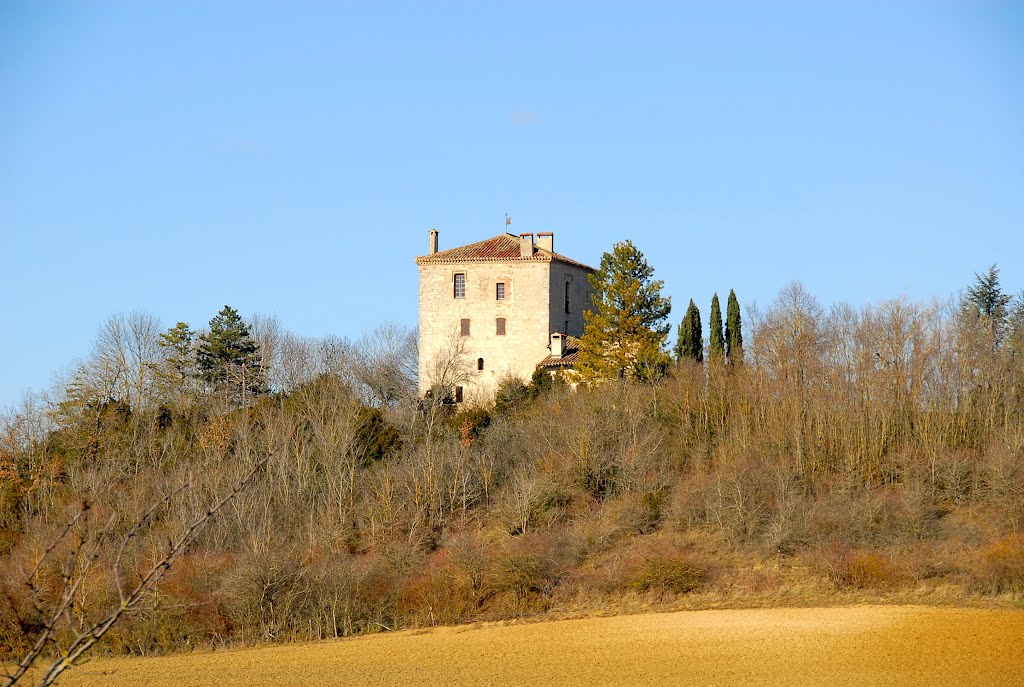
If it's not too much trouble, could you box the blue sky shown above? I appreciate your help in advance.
[2,1,1022,409]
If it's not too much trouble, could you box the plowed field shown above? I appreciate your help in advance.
[58,605,1024,686]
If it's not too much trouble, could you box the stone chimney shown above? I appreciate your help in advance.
[550,332,564,359]
[536,232,553,253]
[429,228,438,255]
[519,233,534,258]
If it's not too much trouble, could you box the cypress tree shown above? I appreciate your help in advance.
[725,289,743,365]
[675,299,704,363]
[692,301,703,363]
[709,293,724,361]
[673,306,690,361]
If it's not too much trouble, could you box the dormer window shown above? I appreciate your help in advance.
[454,273,466,298]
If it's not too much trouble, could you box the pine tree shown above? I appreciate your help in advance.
[962,264,1012,346]
[153,322,197,397]
[674,299,703,363]
[709,293,724,361]
[576,241,672,383]
[725,289,743,365]
[197,306,266,406]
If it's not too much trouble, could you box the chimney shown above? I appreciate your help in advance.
[519,232,534,258]
[550,332,564,359]
[428,228,439,255]
[536,232,553,253]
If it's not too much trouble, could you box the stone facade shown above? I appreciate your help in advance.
[416,230,595,404]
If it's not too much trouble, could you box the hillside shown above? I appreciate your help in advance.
[2,283,1023,680]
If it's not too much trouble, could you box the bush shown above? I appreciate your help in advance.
[629,550,707,594]
[974,534,1024,594]
[493,375,529,414]
[822,548,908,589]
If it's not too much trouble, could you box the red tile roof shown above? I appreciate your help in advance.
[415,233,594,271]
[539,334,582,368]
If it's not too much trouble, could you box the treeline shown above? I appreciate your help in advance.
[2,272,1024,666]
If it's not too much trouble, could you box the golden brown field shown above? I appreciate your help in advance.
[55,605,1024,687]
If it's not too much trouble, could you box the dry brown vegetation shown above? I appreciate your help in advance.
[1,283,1023,677]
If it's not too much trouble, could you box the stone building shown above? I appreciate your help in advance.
[415,229,596,403]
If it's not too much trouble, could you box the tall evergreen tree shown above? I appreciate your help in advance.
[725,289,743,365]
[153,322,197,397]
[709,293,724,361]
[197,306,266,406]
[674,299,703,363]
[962,264,1012,346]
[576,240,672,383]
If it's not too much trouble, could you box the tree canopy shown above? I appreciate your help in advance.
[961,264,1013,346]
[576,240,672,383]
[197,305,266,406]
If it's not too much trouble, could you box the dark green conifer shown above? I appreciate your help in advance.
[709,293,724,361]
[725,289,743,365]
[962,264,1013,346]
[675,299,703,363]
[197,306,266,406]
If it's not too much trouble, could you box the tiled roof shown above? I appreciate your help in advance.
[539,334,582,368]
[415,233,594,271]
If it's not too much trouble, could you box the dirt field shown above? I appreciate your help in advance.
[56,605,1024,687]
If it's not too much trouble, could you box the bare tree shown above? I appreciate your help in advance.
[61,312,163,415]
[249,314,283,394]
[1,442,281,687]
[353,323,418,409]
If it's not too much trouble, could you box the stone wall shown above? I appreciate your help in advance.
[418,258,556,403]
[548,262,597,339]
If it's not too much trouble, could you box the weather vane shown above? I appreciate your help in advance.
[505,213,511,227]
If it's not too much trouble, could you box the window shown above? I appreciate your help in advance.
[564,281,571,314]
[455,386,464,403]
[496,282,506,300]
[496,318,506,336]
[454,273,466,298]
[460,318,470,336]
[477,358,484,371]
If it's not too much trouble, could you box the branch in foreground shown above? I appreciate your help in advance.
[2,441,283,687]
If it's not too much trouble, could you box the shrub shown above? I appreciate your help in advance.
[493,375,529,414]
[822,548,908,589]
[629,550,707,594]
[974,534,1024,594]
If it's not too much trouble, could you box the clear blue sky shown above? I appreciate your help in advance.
[2,1,1022,409]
